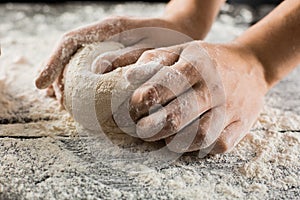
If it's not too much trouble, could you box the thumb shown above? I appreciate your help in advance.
[91,44,151,74]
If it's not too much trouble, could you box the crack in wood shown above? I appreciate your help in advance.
[0,136,47,139]
[279,130,300,133]
[252,127,300,133]
[0,135,75,139]
[35,175,51,185]
[0,116,51,125]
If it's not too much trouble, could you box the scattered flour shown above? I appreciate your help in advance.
[0,2,299,199]
[0,79,18,119]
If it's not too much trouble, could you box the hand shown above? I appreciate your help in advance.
[35,16,193,103]
[126,41,268,154]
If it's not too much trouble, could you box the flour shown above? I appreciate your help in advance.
[64,42,167,135]
[0,2,299,199]
[0,79,17,119]
[69,103,299,199]
[64,42,125,132]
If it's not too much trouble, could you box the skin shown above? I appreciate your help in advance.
[35,0,223,90]
[35,0,300,154]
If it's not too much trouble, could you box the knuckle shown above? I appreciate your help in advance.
[129,85,159,121]
[106,15,128,21]
[180,61,198,74]
[143,85,159,106]
[213,136,229,154]
[103,15,120,23]
[141,49,156,57]
[166,112,180,132]
[180,60,192,68]
[103,16,129,28]
[61,33,79,47]
[62,31,74,41]
[138,49,164,63]
[195,126,207,142]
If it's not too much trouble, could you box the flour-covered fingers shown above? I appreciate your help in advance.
[35,40,78,89]
[46,85,55,97]
[135,83,211,141]
[35,17,136,89]
[165,107,226,153]
[52,72,65,106]
[210,121,246,154]
[129,57,202,122]
[91,45,151,74]
[124,48,181,86]
[136,47,182,66]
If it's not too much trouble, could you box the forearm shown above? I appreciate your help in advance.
[236,0,300,88]
[163,0,225,40]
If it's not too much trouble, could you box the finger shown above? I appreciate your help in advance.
[110,47,183,129]
[136,82,211,141]
[136,46,182,66]
[165,107,227,153]
[124,47,181,86]
[35,34,82,89]
[46,85,55,97]
[129,57,201,122]
[111,61,175,136]
[52,72,65,106]
[108,47,184,134]
[35,17,132,89]
[210,121,246,154]
[91,45,152,74]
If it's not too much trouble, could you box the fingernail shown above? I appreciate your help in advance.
[91,59,112,74]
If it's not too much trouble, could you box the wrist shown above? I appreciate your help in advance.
[228,40,271,91]
[161,14,208,40]
[162,0,225,40]
[235,37,282,89]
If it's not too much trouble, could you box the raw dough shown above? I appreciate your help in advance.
[64,42,123,133]
[63,42,161,134]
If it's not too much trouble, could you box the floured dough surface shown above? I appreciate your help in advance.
[64,42,143,134]
[64,42,164,134]
[64,42,126,133]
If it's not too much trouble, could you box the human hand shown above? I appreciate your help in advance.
[126,41,268,154]
[35,16,193,103]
